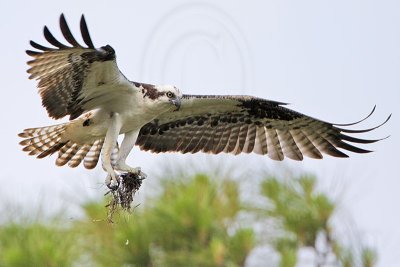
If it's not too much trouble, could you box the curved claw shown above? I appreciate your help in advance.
[138,170,148,179]
[105,173,120,190]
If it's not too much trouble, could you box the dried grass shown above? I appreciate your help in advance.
[105,172,145,222]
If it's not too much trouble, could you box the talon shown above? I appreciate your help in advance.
[105,173,120,190]
[139,170,147,179]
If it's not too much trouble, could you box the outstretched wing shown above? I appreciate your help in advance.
[27,14,126,120]
[136,95,390,160]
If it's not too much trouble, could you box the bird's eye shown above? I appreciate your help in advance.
[166,91,174,98]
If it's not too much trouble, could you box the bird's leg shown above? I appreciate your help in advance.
[102,112,122,190]
[115,130,147,178]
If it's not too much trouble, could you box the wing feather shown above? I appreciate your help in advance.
[266,128,284,160]
[215,123,232,154]
[277,129,303,160]
[291,129,322,159]
[186,125,206,154]
[193,126,212,153]
[236,124,249,154]
[226,124,241,153]
[136,95,389,160]
[43,26,69,49]
[60,14,82,47]
[80,15,95,49]
[248,124,258,153]
[242,124,257,154]
[27,14,126,120]
[204,123,225,153]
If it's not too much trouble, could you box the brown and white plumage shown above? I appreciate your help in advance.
[19,14,390,189]
[19,124,104,169]
[26,14,121,120]
[136,95,390,160]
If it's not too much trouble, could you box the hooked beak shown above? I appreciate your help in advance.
[170,98,181,111]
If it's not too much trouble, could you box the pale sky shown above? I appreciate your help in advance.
[1,1,399,266]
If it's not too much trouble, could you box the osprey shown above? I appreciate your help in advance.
[19,14,389,189]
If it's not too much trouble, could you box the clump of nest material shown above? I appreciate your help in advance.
[105,172,145,222]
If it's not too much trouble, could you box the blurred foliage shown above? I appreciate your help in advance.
[0,222,78,267]
[274,237,298,267]
[77,173,254,267]
[0,171,378,266]
[361,247,378,267]
[260,174,377,267]
[261,175,335,247]
[333,242,354,267]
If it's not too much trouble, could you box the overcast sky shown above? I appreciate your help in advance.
[1,1,399,266]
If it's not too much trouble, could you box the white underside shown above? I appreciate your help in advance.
[60,76,175,186]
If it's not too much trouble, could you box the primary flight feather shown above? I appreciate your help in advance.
[19,14,390,189]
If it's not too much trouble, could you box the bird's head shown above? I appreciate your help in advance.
[157,85,182,111]
[137,83,182,112]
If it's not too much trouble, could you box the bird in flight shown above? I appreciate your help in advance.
[19,14,390,189]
